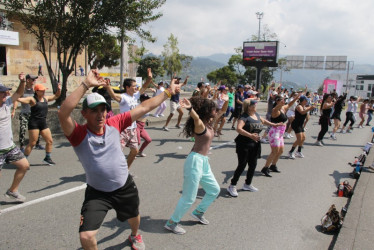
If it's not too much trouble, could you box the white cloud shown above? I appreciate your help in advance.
[140,0,374,64]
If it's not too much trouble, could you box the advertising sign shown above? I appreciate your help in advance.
[323,79,337,94]
[243,41,278,67]
[0,30,19,46]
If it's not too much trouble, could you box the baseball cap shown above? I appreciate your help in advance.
[299,95,307,102]
[82,93,109,110]
[140,93,151,102]
[205,82,210,86]
[26,74,38,80]
[218,85,226,91]
[237,84,244,89]
[0,84,12,92]
[34,84,47,91]
[249,99,258,105]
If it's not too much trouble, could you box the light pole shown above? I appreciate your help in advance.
[256,12,263,41]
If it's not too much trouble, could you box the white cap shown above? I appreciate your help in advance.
[83,93,109,109]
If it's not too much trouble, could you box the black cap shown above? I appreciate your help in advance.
[26,74,38,80]
[140,93,151,102]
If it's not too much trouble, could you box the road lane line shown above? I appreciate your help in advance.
[210,140,235,150]
[0,183,87,215]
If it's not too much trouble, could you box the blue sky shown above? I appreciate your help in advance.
[141,0,374,64]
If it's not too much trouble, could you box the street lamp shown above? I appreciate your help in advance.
[256,12,264,41]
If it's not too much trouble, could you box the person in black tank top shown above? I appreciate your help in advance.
[227,99,283,197]
[17,83,61,165]
[288,96,316,158]
[261,94,300,176]
[315,94,334,146]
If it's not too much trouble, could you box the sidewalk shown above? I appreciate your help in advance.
[334,143,374,249]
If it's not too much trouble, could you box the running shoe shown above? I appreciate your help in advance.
[43,156,56,165]
[162,127,169,131]
[314,141,323,146]
[289,134,294,138]
[4,189,26,202]
[347,129,352,133]
[330,134,337,140]
[159,114,165,117]
[359,125,363,129]
[153,114,159,117]
[128,234,145,250]
[288,152,295,159]
[164,222,186,235]
[342,130,346,134]
[227,185,238,197]
[242,183,259,192]
[227,120,232,123]
[295,151,305,158]
[137,152,146,157]
[231,126,236,130]
[175,125,183,129]
[35,144,45,150]
[269,165,281,173]
[260,138,268,143]
[284,133,291,139]
[191,211,209,225]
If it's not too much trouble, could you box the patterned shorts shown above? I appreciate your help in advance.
[120,128,138,150]
[268,125,286,147]
[0,146,25,170]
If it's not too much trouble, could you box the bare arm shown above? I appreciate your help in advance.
[105,80,122,102]
[46,84,61,101]
[139,68,153,95]
[58,70,106,137]
[11,73,26,103]
[180,98,205,134]
[236,119,260,142]
[296,104,315,115]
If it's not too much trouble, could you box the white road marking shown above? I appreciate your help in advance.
[210,140,235,150]
[0,183,87,215]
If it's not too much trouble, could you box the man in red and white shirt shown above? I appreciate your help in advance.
[58,69,177,250]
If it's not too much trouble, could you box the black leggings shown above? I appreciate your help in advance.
[231,142,261,186]
[317,117,329,141]
[343,112,355,127]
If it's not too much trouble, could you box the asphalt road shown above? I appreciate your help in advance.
[0,111,371,249]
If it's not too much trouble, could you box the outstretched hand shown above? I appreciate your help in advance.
[179,98,192,110]
[85,69,106,88]
[18,72,26,82]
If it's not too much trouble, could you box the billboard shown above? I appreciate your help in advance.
[304,56,325,69]
[243,41,278,67]
[325,56,347,70]
[285,56,304,69]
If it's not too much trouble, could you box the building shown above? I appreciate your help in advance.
[354,75,374,99]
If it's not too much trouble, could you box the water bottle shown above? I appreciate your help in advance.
[338,183,344,197]
[355,162,360,173]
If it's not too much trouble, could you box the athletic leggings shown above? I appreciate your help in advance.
[170,152,220,223]
[154,101,166,116]
[343,111,355,127]
[231,141,261,186]
[136,121,152,152]
[317,116,329,141]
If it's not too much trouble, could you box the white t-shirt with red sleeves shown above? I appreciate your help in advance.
[67,112,132,192]
[119,92,140,130]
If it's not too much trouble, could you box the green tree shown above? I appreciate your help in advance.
[5,0,164,103]
[137,56,164,79]
[88,33,121,69]
[207,66,237,86]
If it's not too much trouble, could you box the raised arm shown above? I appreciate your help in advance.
[285,92,301,110]
[58,70,106,137]
[105,79,122,102]
[46,84,61,101]
[139,68,153,95]
[180,98,205,134]
[181,76,189,87]
[11,73,26,103]
[17,96,35,105]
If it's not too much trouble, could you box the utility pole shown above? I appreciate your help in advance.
[255,12,264,90]
[256,12,263,41]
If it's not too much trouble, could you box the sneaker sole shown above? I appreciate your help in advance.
[226,188,238,197]
[190,213,209,225]
[164,225,186,235]
[4,194,25,202]
[242,187,258,192]
[43,161,55,166]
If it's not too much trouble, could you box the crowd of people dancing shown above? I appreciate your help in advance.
[1,69,372,249]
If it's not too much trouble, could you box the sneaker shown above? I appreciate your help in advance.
[162,126,169,131]
[217,130,223,135]
[285,133,291,139]
[260,138,268,143]
[314,141,323,146]
[43,156,56,165]
[227,185,238,197]
[159,114,165,117]
[288,152,295,159]
[191,211,209,225]
[289,134,294,138]
[269,165,281,173]
[304,127,308,131]
[175,125,182,129]
[153,114,159,117]
[295,151,305,158]
[261,167,272,177]
[20,147,25,154]
[347,129,352,133]
[231,126,236,130]
[242,183,258,192]
[227,120,232,123]
[137,152,146,157]
[4,189,26,202]
[128,234,145,250]
[164,222,186,235]
[342,130,347,134]
[35,144,45,150]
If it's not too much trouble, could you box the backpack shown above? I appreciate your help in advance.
[342,181,353,197]
[321,204,342,233]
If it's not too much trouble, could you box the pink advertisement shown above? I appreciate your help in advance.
[323,79,337,94]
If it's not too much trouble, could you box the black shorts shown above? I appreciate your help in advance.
[233,107,242,118]
[79,175,139,232]
[28,119,48,131]
[291,123,304,134]
[331,112,341,121]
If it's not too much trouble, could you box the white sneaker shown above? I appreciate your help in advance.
[289,134,294,138]
[260,138,268,143]
[163,127,169,131]
[342,130,346,134]
[347,129,352,133]
[159,114,165,117]
[153,114,159,117]
[284,133,291,139]
[295,151,304,158]
[288,152,295,159]
[359,125,363,129]
[330,134,337,140]
[314,141,323,146]
[242,183,258,192]
[137,152,146,157]
[227,185,238,197]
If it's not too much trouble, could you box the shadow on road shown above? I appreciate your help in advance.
[154,152,188,163]
[29,174,86,193]
[329,170,352,188]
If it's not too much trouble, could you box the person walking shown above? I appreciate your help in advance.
[17,83,61,165]
[165,96,220,235]
[227,99,282,197]
[358,99,369,128]
[231,85,245,130]
[136,93,152,157]
[330,93,347,140]
[38,62,43,76]
[162,76,188,131]
[288,96,315,158]
[105,69,152,168]
[225,86,235,122]
[0,74,30,202]
[366,99,374,126]
[340,96,360,133]
[58,69,178,250]
[284,91,298,139]
[261,94,300,176]
[213,85,229,136]
[315,94,334,146]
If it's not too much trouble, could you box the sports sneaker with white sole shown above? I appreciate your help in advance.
[162,127,169,131]
[242,183,258,192]
[164,222,186,235]
[191,211,209,225]
[4,189,26,202]
[295,151,305,158]
[288,152,295,159]
[227,185,238,197]
[314,141,323,146]
[128,234,145,250]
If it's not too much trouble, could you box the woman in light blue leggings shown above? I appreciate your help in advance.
[165,96,220,235]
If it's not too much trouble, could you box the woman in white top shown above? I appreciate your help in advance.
[340,96,360,133]
[152,81,166,117]
[284,92,298,138]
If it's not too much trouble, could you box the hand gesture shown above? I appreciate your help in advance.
[18,72,26,82]
[85,69,105,88]
[147,68,153,79]
[179,98,192,110]
[251,133,260,142]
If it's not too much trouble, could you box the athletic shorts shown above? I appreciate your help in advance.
[170,101,181,114]
[233,107,242,118]
[331,112,341,121]
[28,119,48,131]
[0,145,25,170]
[291,123,304,134]
[268,125,286,147]
[286,110,295,118]
[120,128,138,149]
[79,175,139,232]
